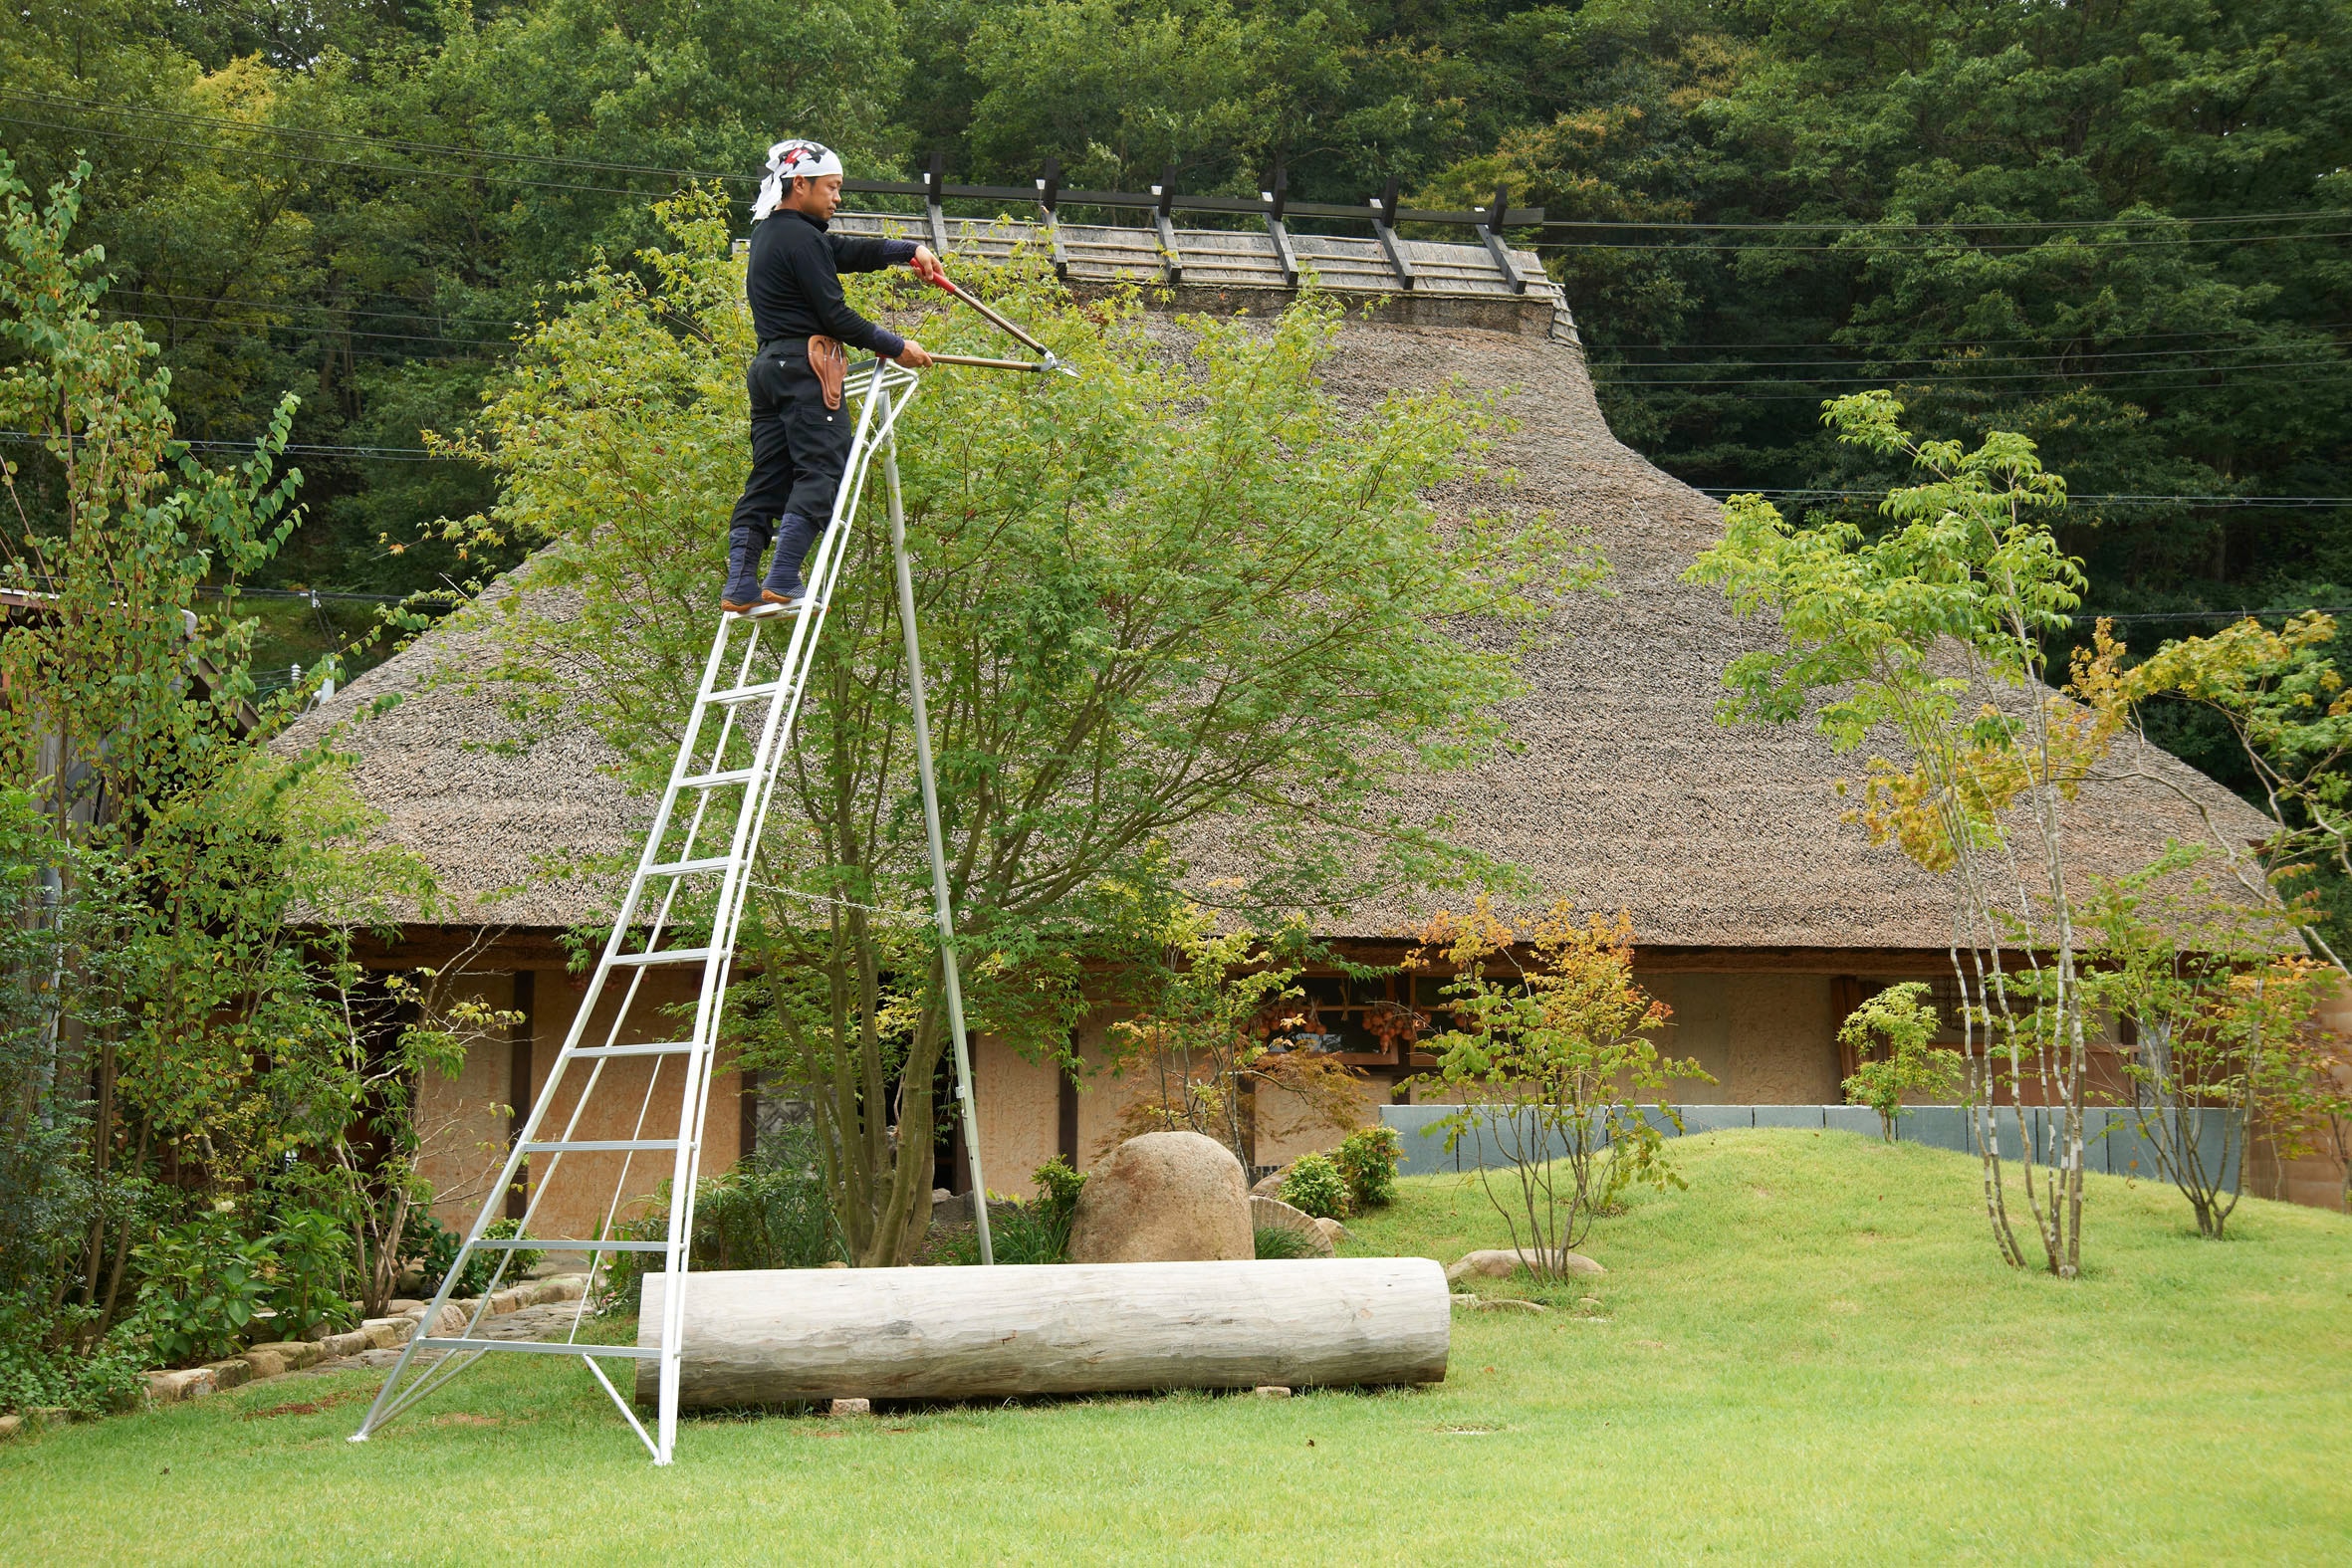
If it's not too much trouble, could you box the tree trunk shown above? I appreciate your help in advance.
[636,1257,1450,1407]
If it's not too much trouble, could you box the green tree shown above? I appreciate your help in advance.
[442,188,1587,1263]
[2071,854,2347,1239]
[1837,982,1963,1142]
[0,156,431,1363]
[1408,899,1709,1277]
[1690,392,2107,1276]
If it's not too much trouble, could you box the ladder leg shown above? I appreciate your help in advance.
[884,437,993,1262]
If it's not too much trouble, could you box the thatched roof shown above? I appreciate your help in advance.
[279,309,2271,950]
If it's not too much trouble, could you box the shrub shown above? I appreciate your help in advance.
[1254,1225,1316,1259]
[454,1219,542,1298]
[399,1209,463,1294]
[1838,983,1965,1142]
[130,1214,276,1366]
[265,1207,357,1336]
[1281,1153,1350,1219]
[1409,903,1711,1277]
[1033,1156,1086,1232]
[1333,1124,1403,1211]
[0,1302,146,1417]
[598,1136,841,1314]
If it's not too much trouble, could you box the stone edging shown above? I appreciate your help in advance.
[147,1273,590,1404]
[0,1273,590,1439]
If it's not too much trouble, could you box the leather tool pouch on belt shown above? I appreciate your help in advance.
[808,335,846,411]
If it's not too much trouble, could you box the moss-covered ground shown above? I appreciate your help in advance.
[5,1129,2346,1563]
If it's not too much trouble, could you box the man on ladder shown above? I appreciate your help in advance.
[724,137,947,615]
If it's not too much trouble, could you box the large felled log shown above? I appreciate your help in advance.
[634,1257,1449,1408]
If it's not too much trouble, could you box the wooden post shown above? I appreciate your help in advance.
[636,1258,1449,1407]
[505,970,535,1221]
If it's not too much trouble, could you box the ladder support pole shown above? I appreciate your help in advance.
[883,437,993,1264]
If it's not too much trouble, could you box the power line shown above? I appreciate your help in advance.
[0,88,757,184]
[1546,227,2352,255]
[106,286,521,333]
[1610,371,2352,402]
[1538,207,2352,234]
[2067,606,2352,624]
[1601,338,2352,370]
[0,112,672,200]
[1591,323,2352,353]
[101,307,513,351]
[1599,357,2352,388]
[1697,487,2352,509]
[1,430,456,462]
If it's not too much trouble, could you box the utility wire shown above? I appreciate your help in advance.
[101,307,514,351]
[0,88,757,184]
[0,430,455,462]
[0,112,674,199]
[1697,487,2352,509]
[1596,356,2352,388]
[1601,338,2352,370]
[17,86,2349,239]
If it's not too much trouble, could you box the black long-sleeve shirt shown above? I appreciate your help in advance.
[746,208,914,358]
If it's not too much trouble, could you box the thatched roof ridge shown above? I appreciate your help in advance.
[279,315,2272,947]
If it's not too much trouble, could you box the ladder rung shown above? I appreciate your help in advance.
[569,1040,703,1060]
[707,680,787,706]
[643,856,733,877]
[521,1138,686,1154]
[414,1338,661,1359]
[466,1238,673,1252]
[677,768,757,789]
[606,947,715,968]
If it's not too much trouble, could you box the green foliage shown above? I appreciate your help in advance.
[0,1302,145,1418]
[448,1220,543,1300]
[0,155,438,1378]
[129,1215,276,1367]
[399,1211,463,1298]
[1108,905,1370,1174]
[2070,857,2350,1239]
[1028,1156,1086,1255]
[1838,984,1965,1142]
[1279,1152,1349,1220]
[1252,1224,1316,1260]
[1689,401,2116,1278]
[597,1137,843,1314]
[1332,1124,1403,1212]
[260,1207,358,1337]
[456,196,1575,1264]
[1410,900,1709,1273]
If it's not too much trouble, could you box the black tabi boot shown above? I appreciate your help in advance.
[761,512,823,610]
[721,523,770,613]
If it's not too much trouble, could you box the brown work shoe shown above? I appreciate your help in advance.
[760,586,816,613]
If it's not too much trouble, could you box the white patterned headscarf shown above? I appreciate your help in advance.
[754,138,845,220]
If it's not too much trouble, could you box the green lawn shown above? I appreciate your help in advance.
[5,1130,2346,1563]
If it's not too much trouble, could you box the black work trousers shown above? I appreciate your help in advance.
[727,340,854,542]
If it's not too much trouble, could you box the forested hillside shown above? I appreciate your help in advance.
[4,1,2348,728]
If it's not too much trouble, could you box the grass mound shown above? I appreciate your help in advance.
[4,1130,2345,1561]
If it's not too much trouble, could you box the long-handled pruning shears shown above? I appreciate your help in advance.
[925,272,1080,378]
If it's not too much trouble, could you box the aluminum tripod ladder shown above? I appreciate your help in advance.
[352,358,993,1464]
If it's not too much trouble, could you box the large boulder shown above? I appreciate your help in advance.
[1249,1195,1336,1256]
[1067,1132,1254,1262]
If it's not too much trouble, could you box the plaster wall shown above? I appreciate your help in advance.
[413,968,745,1238]
[972,1035,1061,1200]
[414,972,519,1231]
[1638,971,1842,1104]
[1252,1075,1387,1169]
